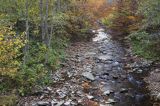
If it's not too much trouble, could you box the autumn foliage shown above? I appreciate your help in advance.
[0,26,25,77]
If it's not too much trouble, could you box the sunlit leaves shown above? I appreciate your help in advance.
[0,26,25,76]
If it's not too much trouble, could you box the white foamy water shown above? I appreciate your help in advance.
[92,28,110,42]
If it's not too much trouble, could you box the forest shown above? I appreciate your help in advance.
[0,0,160,106]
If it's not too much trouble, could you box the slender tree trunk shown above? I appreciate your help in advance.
[45,0,49,44]
[40,0,45,43]
[57,0,61,12]
[49,3,56,49]
[45,0,49,64]
[23,0,29,65]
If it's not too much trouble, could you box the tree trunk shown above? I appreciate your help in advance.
[23,0,29,65]
[40,0,45,43]
[45,0,49,64]
[57,0,61,12]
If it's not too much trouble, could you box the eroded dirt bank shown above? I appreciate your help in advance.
[18,28,159,106]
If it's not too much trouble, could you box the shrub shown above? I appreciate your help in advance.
[129,31,160,60]
[0,26,25,77]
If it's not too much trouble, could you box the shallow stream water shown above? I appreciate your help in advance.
[91,27,152,106]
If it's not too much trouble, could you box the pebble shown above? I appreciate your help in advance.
[155,69,160,73]
[120,88,128,93]
[103,90,113,95]
[37,101,50,106]
[100,104,113,106]
[112,75,118,79]
[64,100,72,106]
[87,95,94,99]
[97,55,112,62]
[112,62,119,67]
[46,87,52,91]
[137,69,143,73]
[106,98,116,104]
[82,72,95,81]
[56,101,65,106]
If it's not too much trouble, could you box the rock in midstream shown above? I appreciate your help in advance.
[82,72,95,81]
[157,93,160,101]
[36,101,50,106]
[97,55,113,62]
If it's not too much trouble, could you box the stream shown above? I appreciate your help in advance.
[19,27,153,106]
[91,28,152,106]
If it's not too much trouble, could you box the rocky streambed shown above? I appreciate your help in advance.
[18,28,159,106]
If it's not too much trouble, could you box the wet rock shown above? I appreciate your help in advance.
[120,88,128,93]
[56,101,64,106]
[56,89,67,99]
[103,65,112,71]
[112,75,118,79]
[77,57,84,62]
[37,101,50,106]
[136,80,143,87]
[82,72,95,81]
[103,90,113,95]
[78,99,83,104]
[125,93,134,98]
[131,60,152,69]
[137,69,143,73]
[120,75,127,80]
[112,62,120,67]
[128,75,143,87]
[32,103,37,106]
[51,100,57,106]
[67,71,73,78]
[71,101,78,105]
[87,95,94,99]
[106,99,116,104]
[83,65,93,70]
[142,60,153,67]
[155,69,160,73]
[128,74,139,86]
[156,93,160,100]
[94,65,104,72]
[135,94,146,102]
[76,91,84,97]
[85,67,92,72]
[64,100,72,106]
[99,75,108,80]
[102,72,109,76]
[46,87,52,91]
[97,55,112,62]
[124,64,131,69]
[153,103,160,106]
[100,104,113,106]
[41,87,52,96]
[40,95,46,99]
[85,52,96,56]
[102,51,108,54]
